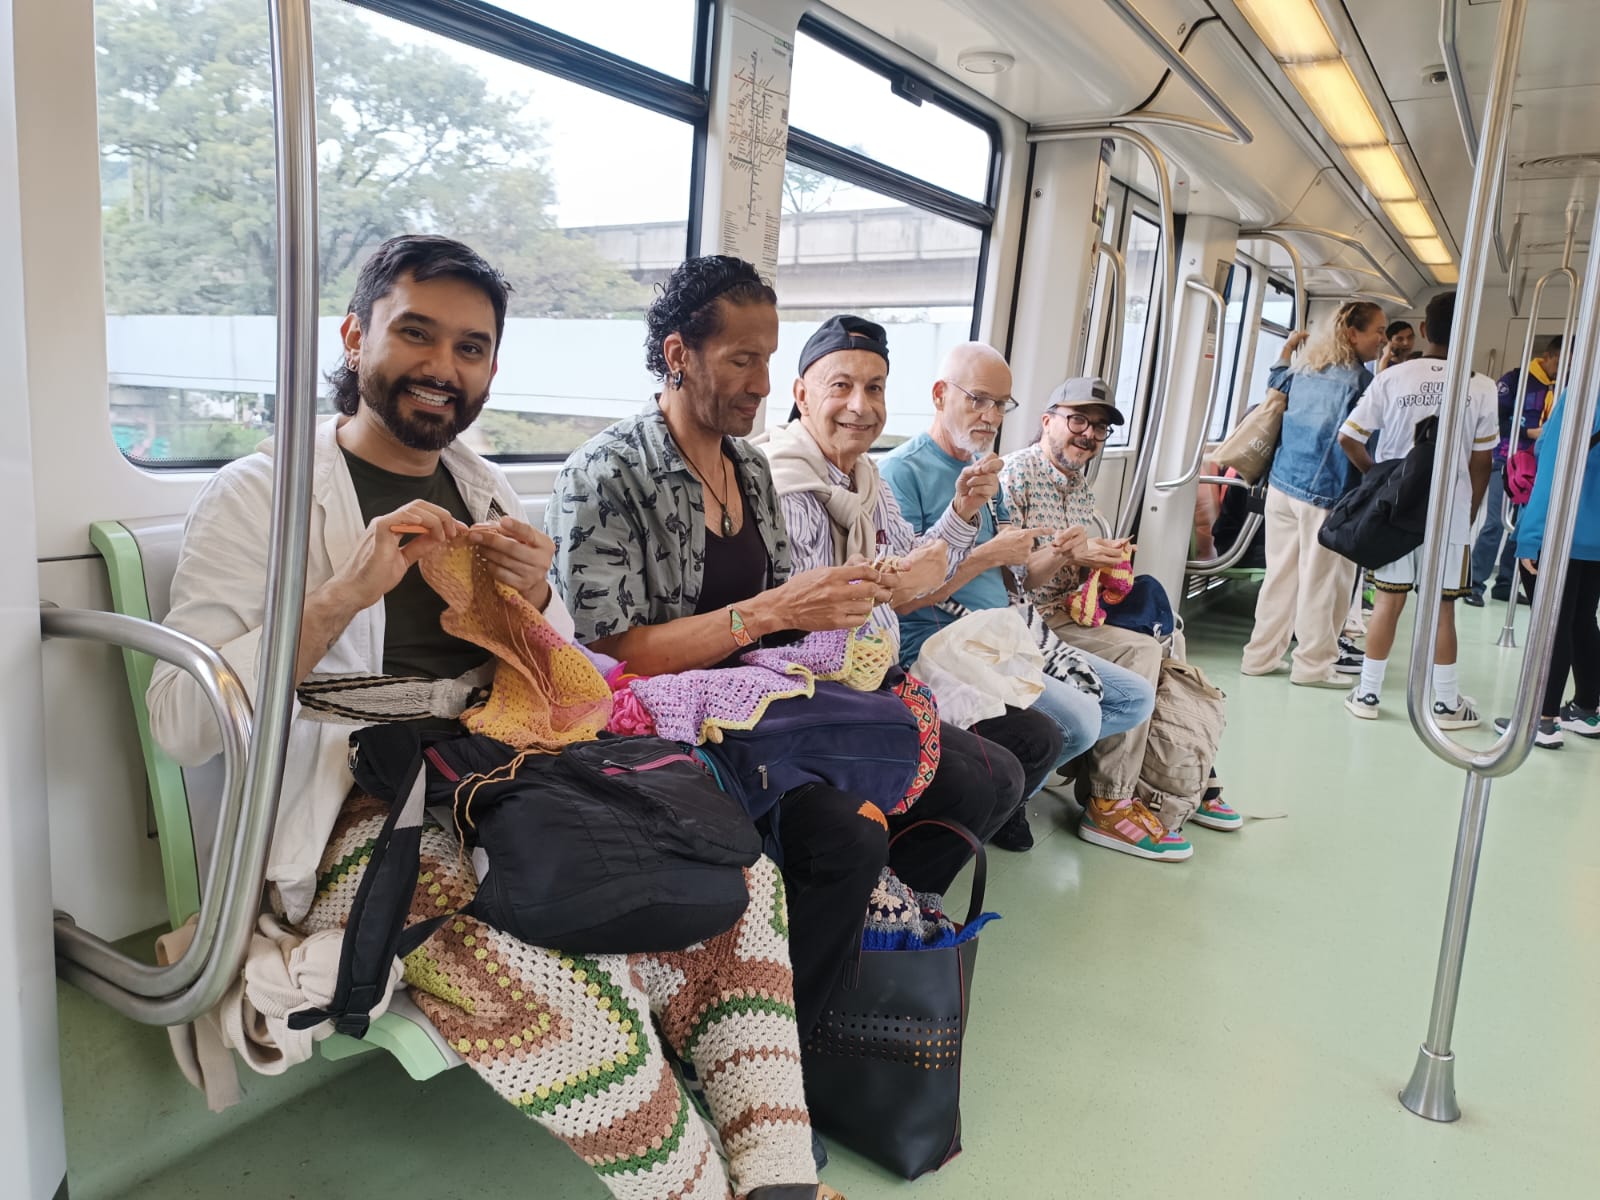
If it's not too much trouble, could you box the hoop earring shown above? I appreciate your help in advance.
[671,369,684,388]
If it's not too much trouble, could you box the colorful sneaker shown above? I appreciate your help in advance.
[1078,797,1193,861]
[1494,715,1564,749]
[1191,792,1243,831]
[1336,636,1365,674]
[1559,702,1600,738]
[1345,689,1380,720]
[1433,695,1481,731]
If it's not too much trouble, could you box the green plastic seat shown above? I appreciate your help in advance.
[89,518,459,1080]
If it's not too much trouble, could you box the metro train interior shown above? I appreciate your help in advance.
[2,0,1598,1197]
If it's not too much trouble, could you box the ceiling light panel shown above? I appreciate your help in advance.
[1284,60,1386,146]
[1408,237,1453,265]
[1235,0,1340,61]
[1382,200,1438,239]
[1347,145,1415,201]
[1431,263,1460,284]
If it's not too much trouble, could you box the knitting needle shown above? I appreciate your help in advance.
[390,523,430,535]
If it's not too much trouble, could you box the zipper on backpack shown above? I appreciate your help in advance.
[758,764,768,790]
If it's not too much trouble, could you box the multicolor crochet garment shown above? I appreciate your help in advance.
[860,867,998,953]
[1065,559,1136,628]
[630,628,893,745]
[294,538,817,1198]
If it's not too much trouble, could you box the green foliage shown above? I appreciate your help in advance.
[471,408,614,458]
[95,0,647,318]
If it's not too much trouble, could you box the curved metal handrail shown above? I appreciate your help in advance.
[1101,0,1253,144]
[52,0,321,1027]
[1240,231,1307,334]
[1152,278,1226,492]
[1494,261,1578,648]
[1244,225,1411,304]
[1186,474,1264,573]
[46,609,251,1002]
[1028,125,1178,539]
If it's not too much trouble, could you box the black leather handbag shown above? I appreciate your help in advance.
[801,819,988,1179]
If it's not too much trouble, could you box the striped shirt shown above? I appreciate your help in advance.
[780,457,979,659]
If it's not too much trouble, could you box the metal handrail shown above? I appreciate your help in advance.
[1493,261,1579,649]
[1396,0,1600,1125]
[1152,278,1226,491]
[46,610,251,1005]
[1241,231,1307,334]
[51,0,321,1026]
[1243,225,1411,301]
[1440,0,1510,275]
[1028,125,1178,539]
[1101,0,1253,144]
[1085,241,1127,490]
[1186,474,1264,573]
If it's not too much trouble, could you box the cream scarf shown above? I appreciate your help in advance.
[762,420,881,563]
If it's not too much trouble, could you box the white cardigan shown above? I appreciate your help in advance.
[147,416,574,922]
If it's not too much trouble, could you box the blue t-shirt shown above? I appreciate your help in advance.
[879,432,1011,666]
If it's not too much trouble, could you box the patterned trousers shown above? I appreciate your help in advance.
[301,793,817,1199]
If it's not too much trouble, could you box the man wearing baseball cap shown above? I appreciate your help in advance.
[1000,377,1241,861]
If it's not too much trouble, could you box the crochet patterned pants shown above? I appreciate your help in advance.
[301,792,817,1199]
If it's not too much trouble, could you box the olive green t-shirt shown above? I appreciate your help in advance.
[341,449,491,680]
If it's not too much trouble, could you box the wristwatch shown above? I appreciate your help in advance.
[728,606,754,647]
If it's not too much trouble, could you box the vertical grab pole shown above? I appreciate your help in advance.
[1087,241,1126,487]
[203,0,322,1005]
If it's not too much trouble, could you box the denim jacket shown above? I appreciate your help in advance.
[1265,361,1372,508]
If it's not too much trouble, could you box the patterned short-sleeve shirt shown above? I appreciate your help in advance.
[545,404,792,644]
[999,443,1103,621]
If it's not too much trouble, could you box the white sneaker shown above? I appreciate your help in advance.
[1433,694,1481,731]
[1345,689,1381,720]
[1293,672,1349,689]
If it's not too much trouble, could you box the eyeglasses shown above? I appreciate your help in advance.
[945,381,1019,415]
[1048,409,1114,438]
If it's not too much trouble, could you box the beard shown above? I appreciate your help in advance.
[949,423,997,457]
[1046,435,1097,474]
[361,369,488,452]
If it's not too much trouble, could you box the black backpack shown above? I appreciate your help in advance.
[290,723,761,1039]
[1319,415,1440,569]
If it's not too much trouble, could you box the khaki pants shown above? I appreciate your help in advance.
[1241,486,1358,683]
[1045,618,1162,800]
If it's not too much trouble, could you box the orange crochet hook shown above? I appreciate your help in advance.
[390,523,429,535]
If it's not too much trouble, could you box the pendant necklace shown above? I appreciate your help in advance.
[685,447,736,537]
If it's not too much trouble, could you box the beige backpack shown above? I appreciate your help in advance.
[1138,658,1227,832]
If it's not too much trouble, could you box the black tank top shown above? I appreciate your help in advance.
[695,509,768,615]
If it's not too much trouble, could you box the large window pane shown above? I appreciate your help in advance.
[483,0,699,80]
[95,0,692,465]
[789,31,991,202]
[776,165,979,448]
[1106,212,1160,448]
[1209,261,1250,440]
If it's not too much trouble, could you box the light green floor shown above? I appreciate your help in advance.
[58,589,1600,1199]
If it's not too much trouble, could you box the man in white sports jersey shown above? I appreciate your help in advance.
[1335,290,1497,726]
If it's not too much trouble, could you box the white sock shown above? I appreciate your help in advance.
[1359,656,1387,699]
[1433,663,1460,710]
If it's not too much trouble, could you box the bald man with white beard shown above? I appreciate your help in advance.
[879,343,1158,852]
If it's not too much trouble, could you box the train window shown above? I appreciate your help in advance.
[95,0,702,467]
[476,1,701,80]
[1208,260,1251,440]
[789,29,993,204]
[1104,207,1161,449]
[784,21,997,447]
[1244,274,1296,424]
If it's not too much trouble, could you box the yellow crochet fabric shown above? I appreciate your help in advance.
[816,628,894,691]
[419,541,612,750]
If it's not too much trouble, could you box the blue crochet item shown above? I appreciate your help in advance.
[860,867,999,952]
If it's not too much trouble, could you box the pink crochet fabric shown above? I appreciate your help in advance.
[603,663,657,737]
[630,629,892,745]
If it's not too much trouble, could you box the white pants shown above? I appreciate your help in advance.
[1241,486,1358,683]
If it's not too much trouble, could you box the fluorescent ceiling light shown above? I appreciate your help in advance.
[1383,200,1438,239]
[1431,263,1460,284]
[1285,60,1387,146]
[1347,145,1415,201]
[1236,0,1340,62]
[1408,237,1453,265]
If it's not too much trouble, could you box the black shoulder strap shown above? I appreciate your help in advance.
[287,743,455,1037]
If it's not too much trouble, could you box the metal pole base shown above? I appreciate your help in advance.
[1495,625,1518,649]
[1400,1043,1460,1122]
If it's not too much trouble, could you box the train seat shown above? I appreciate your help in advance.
[88,516,462,1080]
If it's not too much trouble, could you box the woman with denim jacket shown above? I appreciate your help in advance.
[1241,301,1389,686]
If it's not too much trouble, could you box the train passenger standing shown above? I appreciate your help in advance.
[1493,390,1600,748]
[1372,320,1416,373]
[760,314,1066,853]
[1467,334,1563,606]
[544,257,1005,1046]
[147,236,835,1200]
[1337,290,1496,726]
[876,353,1162,858]
[1240,301,1388,686]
